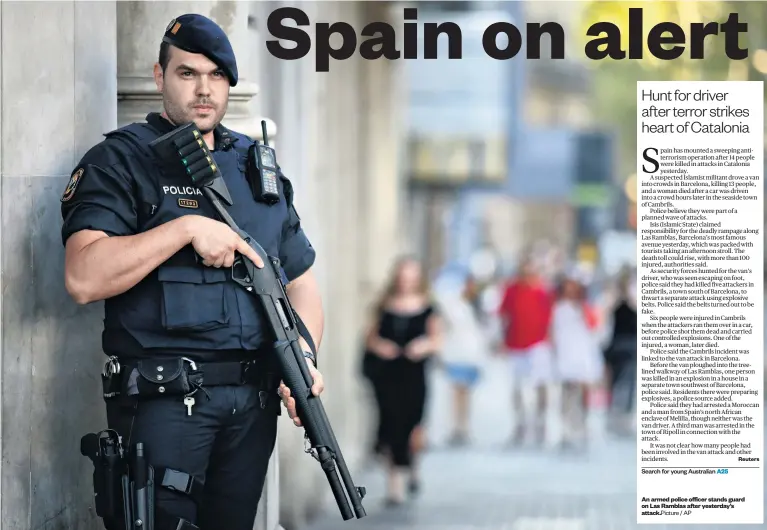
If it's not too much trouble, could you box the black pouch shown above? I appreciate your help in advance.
[124,358,194,399]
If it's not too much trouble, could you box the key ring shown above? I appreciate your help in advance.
[181,357,198,371]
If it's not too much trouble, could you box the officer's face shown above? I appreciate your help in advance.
[155,47,229,134]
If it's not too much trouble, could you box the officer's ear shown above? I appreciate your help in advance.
[153,63,164,93]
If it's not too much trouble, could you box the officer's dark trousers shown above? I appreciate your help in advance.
[106,384,278,530]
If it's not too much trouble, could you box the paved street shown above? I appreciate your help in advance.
[305,355,765,530]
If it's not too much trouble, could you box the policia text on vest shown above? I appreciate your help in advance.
[80,121,367,529]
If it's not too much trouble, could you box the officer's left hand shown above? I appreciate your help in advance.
[278,358,325,427]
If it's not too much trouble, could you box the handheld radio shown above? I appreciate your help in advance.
[247,120,280,204]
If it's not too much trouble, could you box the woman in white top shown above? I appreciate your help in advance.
[435,276,489,445]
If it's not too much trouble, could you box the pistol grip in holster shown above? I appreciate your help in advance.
[81,430,126,523]
[81,431,159,530]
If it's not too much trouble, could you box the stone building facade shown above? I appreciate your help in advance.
[0,1,406,529]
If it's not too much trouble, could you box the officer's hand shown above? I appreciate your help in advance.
[186,215,264,268]
[278,358,325,427]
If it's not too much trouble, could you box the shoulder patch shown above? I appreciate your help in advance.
[61,167,85,202]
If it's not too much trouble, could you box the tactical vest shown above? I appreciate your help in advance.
[100,121,294,360]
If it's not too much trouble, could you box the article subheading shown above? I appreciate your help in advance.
[637,81,764,525]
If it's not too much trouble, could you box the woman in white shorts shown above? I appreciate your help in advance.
[506,341,556,444]
[435,276,489,446]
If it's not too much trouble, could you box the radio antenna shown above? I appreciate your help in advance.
[261,120,269,146]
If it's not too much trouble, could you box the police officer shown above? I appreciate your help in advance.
[61,13,324,530]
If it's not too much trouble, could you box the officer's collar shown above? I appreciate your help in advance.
[214,123,239,151]
[145,112,239,151]
[146,112,176,134]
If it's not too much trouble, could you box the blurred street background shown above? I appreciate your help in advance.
[0,0,766,529]
[273,1,767,528]
[307,364,766,530]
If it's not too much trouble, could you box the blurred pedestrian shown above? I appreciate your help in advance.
[497,255,555,446]
[549,270,604,449]
[363,256,443,505]
[435,275,488,446]
[603,267,637,435]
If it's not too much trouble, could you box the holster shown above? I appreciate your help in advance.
[81,430,201,530]
[80,429,126,524]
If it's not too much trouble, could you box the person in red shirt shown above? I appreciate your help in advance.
[497,255,555,446]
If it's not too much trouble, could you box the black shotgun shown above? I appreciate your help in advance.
[149,123,367,521]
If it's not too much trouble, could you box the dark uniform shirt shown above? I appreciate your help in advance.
[61,113,316,362]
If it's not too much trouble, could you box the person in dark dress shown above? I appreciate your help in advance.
[604,267,637,435]
[363,256,442,505]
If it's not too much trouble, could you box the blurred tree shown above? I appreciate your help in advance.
[579,0,767,179]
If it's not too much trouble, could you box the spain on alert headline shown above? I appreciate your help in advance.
[264,7,749,72]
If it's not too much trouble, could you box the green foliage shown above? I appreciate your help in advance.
[579,0,765,176]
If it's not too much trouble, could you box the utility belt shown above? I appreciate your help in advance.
[102,355,281,408]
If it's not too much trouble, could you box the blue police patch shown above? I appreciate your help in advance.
[61,167,84,202]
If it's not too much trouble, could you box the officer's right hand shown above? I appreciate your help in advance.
[185,215,264,268]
